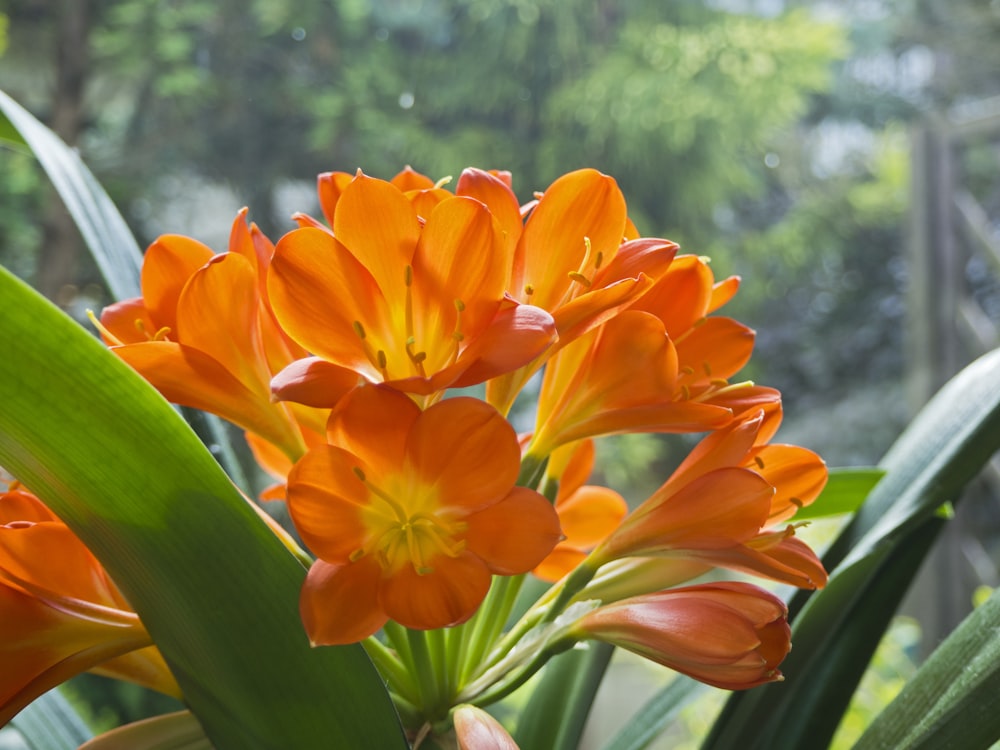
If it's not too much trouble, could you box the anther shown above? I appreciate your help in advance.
[681,366,695,376]
[352,466,367,482]
[703,361,713,377]
[789,496,804,508]
[349,548,366,562]
[754,455,766,469]
[524,284,535,296]
[353,321,367,339]
[377,350,388,370]
[404,265,413,287]
[568,271,592,288]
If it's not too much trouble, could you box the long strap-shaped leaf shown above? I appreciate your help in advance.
[702,347,1000,750]
[0,267,407,748]
[853,584,1000,749]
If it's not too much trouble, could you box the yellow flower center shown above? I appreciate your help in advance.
[351,466,468,575]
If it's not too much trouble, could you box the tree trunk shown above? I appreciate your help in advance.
[36,0,90,302]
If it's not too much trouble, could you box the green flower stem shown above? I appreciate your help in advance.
[517,453,549,489]
[383,620,416,676]
[407,627,447,720]
[460,638,574,707]
[362,636,421,706]
[427,626,450,699]
[457,574,524,686]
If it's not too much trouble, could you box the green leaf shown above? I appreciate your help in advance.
[0,267,407,748]
[0,89,141,301]
[78,711,211,750]
[7,690,93,750]
[514,643,613,750]
[790,466,884,521]
[601,676,707,750]
[854,585,1000,750]
[703,347,1000,750]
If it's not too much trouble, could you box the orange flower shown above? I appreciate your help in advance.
[527,310,772,458]
[571,582,790,690]
[0,484,180,724]
[485,169,678,413]
[288,385,561,644]
[97,210,332,460]
[533,441,627,583]
[589,412,828,591]
[268,171,557,401]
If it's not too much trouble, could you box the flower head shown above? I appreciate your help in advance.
[288,385,560,644]
[0,483,180,724]
[571,582,790,690]
[268,171,557,401]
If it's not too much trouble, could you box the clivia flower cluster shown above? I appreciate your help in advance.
[2,166,827,745]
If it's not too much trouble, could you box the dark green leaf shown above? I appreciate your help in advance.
[791,467,884,521]
[0,267,407,748]
[601,675,708,750]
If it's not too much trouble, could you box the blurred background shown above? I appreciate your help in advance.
[1,1,999,747]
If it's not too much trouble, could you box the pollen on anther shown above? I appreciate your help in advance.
[524,284,535,296]
[349,548,366,562]
[352,321,367,339]
[352,466,367,482]
[754,455,766,469]
[454,299,466,312]
[377,350,388,369]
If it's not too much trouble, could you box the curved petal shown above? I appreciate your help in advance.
[333,172,421,304]
[660,414,764,497]
[379,551,491,630]
[268,227,387,380]
[449,303,557,389]
[551,439,596,495]
[594,237,678,287]
[675,317,756,385]
[98,298,156,345]
[631,256,713,338]
[556,485,627,548]
[140,235,215,330]
[456,167,522,268]
[300,558,388,646]
[271,357,364,408]
[515,169,627,310]
[326,384,419,474]
[462,487,561,575]
[406,397,520,511]
[552,274,653,346]
[533,546,588,584]
[746,444,828,524]
[176,253,271,392]
[709,275,741,313]
[391,165,435,191]
[317,171,354,227]
[412,195,506,339]
[604,468,773,560]
[285,445,372,562]
[696,533,827,590]
[111,341,301,452]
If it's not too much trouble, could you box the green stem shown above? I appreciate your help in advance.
[407,628,446,720]
[362,636,420,706]
[384,620,416,676]
[462,639,573,707]
[458,574,524,686]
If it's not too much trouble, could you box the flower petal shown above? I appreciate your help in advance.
[326,385,419,476]
[556,485,628,548]
[406,397,521,512]
[317,171,354,227]
[454,705,520,750]
[463,487,561,575]
[300,558,388,646]
[456,167,522,267]
[379,551,491,629]
[745,445,828,524]
[140,235,215,330]
[270,357,364,408]
[285,445,372,562]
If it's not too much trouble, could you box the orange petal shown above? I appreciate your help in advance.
[326,385,419,475]
[379,551,491,629]
[552,275,653,346]
[462,487,561,575]
[675,317,755,385]
[449,302,557,389]
[631,256,713,338]
[659,414,764,497]
[514,169,627,310]
[0,489,58,524]
[574,582,789,690]
[333,172,420,305]
[457,168,523,267]
[176,253,271,392]
[694,533,828,590]
[300,558,388,646]
[140,235,215,330]
[533,546,588,583]
[268,227,387,381]
[595,237,678,287]
[556,485,627,548]
[746,444,828,524]
[604,468,773,560]
[271,357,364,408]
[317,171,354,227]
[98,298,156,345]
[709,275,741,313]
[391,165,436,191]
[550,439,596,495]
[454,705,520,750]
[406,397,520,511]
[285,445,372,562]
[412,196,505,338]
[111,341,301,453]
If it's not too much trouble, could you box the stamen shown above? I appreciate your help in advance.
[703,361,713,377]
[352,466,366,482]
[754,455,766,469]
[376,350,389,378]
[789,496,804,508]
[523,284,535,296]
[433,175,453,189]
[85,310,125,346]
[568,271,592,288]
[353,320,367,339]
[349,548,366,562]
[681,366,695,376]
